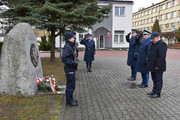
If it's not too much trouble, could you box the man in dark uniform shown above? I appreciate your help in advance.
[62,32,78,106]
[147,32,167,98]
[136,30,152,88]
[126,29,139,81]
[80,33,95,72]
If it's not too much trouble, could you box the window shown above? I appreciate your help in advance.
[148,9,151,14]
[152,17,154,23]
[171,23,176,29]
[136,22,138,26]
[173,0,177,6]
[145,11,147,16]
[167,2,171,8]
[172,11,177,18]
[156,16,159,20]
[114,31,124,43]
[162,4,165,10]
[147,27,150,31]
[141,28,143,31]
[120,7,125,16]
[165,24,169,30]
[161,14,165,20]
[152,8,155,13]
[79,33,87,41]
[160,25,164,30]
[139,21,140,25]
[166,13,170,19]
[145,19,147,24]
[141,20,144,25]
[141,12,144,17]
[148,18,151,23]
[157,6,160,12]
[139,13,141,18]
[115,7,125,16]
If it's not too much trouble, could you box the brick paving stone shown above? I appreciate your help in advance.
[59,50,180,120]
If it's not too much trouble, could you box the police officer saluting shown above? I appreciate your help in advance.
[126,29,139,81]
[62,32,78,106]
[136,30,152,88]
[147,32,167,98]
[80,33,95,72]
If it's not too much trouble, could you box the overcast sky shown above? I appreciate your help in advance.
[133,0,164,13]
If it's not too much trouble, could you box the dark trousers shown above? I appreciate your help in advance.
[65,71,76,103]
[141,73,149,86]
[131,66,137,79]
[86,62,92,70]
[151,72,163,95]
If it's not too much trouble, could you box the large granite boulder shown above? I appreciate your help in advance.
[0,23,43,97]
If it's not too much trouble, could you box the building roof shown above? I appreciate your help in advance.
[99,0,133,4]
[133,0,167,14]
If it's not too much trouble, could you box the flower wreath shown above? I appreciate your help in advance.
[36,75,64,93]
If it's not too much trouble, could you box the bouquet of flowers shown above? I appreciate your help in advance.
[36,75,65,94]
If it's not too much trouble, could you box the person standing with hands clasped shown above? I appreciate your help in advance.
[80,33,95,72]
[62,32,78,106]
[146,32,167,98]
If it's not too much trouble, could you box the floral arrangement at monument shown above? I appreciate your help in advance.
[36,75,65,94]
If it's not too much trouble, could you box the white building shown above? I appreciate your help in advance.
[55,0,133,49]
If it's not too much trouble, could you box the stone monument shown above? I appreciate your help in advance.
[0,23,43,97]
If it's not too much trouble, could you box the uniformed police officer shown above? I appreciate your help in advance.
[62,32,78,106]
[147,32,167,98]
[126,29,139,81]
[136,30,152,88]
[80,33,95,72]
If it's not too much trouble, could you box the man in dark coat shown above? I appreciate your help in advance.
[126,29,139,81]
[80,33,95,72]
[62,32,78,106]
[147,32,167,98]
[136,30,152,88]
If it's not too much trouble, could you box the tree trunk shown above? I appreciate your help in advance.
[50,29,56,62]
[59,35,62,58]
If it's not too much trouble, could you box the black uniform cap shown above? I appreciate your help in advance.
[132,29,138,33]
[86,33,92,37]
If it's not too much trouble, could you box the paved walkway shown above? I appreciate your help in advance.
[58,49,180,120]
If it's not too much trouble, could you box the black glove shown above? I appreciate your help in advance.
[126,32,131,42]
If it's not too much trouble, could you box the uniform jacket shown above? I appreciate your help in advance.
[147,39,167,72]
[62,41,78,72]
[80,39,95,62]
[126,34,139,67]
[136,37,152,73]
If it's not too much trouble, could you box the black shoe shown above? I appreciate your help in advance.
[127,77,135,81]
[88,69,92,72]
[138,84,148,88]
[73,99,78,103]
[66,101,78,106]
[149,93,161,98]
[147,91,155,95]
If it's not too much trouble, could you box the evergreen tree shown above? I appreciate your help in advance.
[152,19,161,33]
[0,0,112,62]
[176,28,180,42]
